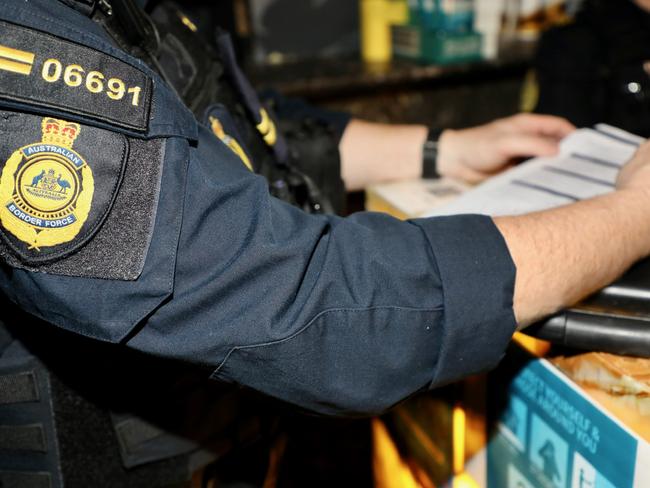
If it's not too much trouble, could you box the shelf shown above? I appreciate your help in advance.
[248,39,537,99]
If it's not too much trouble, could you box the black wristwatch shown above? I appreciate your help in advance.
[422,128,444,179]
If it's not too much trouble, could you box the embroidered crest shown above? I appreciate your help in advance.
[0,117,94,251]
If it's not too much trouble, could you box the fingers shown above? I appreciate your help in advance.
[458,166,491,184]
[498,134,562,160]
[617,139,650,189]
[446,115,574,183]
[634,138,650,156]
[623,140,650,173]
[507,113,576,139]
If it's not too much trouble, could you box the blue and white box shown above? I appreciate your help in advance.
[486,348,650,488]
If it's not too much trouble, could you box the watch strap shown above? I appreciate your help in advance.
[422,128,444,179]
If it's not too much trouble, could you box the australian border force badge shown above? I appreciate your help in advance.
[0,110,155,279]
[0,118,94,253]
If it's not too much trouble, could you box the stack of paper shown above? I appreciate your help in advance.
[427,124,644,218]
[366,178,470,219]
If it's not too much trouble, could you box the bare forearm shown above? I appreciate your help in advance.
[339,114,574,190]
[339,119,427,190]
[495,188,650,327]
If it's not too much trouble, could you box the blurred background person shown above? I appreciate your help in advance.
[536,0,650,136]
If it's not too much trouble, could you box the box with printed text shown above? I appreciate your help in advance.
[487,347,650,488]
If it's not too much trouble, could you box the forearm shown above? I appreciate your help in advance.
[339,119,427,190]
[495,188,650,327]
[339,114,574,190]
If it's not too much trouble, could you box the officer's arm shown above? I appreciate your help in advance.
[121,125,519,416]
[2,0,644,420]
[0,1,519,418]
[498,140,650,327]
[339,114,575,190]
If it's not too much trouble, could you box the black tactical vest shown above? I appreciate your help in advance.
[97,0,345,214]
[0,0,347,485]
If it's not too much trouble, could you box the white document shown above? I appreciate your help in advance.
[426,125,643,218]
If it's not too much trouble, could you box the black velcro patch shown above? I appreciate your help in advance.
[0,20,152,133]
[0,110,165,281]
[0,424,47,452]
[0,471,52,488]
[0,371,39,404]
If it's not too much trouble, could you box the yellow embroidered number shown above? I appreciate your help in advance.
[107,78,126,100]
[40,58,143,107]
[42,59,62,83]
[127,86,141,107]
[63,64,84,87]
[85,71,105,93]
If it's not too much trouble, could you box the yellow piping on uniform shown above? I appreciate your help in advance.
[209,116,254,171]
[177,12,198,32]
[256,108,277,146]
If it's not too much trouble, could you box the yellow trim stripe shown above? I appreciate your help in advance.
[256,109,271,134]
[229,138,254,171]
[0,58,33,75]
[0,44,35,76]
[0,44,35,65]
[256,109,277,146]
[263,120,277,145]
[178,13,198,32]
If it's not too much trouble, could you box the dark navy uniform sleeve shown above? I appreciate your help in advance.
[125,124,517,416]
[0,0,517,417]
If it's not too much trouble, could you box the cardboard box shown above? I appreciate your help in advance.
[487,347,650,488]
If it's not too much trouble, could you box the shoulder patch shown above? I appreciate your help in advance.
[0,20,152,132]
[0,110,167,281]
[0,111,126,264]
[1,117,95,253]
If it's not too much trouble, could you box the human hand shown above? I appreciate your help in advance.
[437,113,575,184]
[616,139,650,192]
